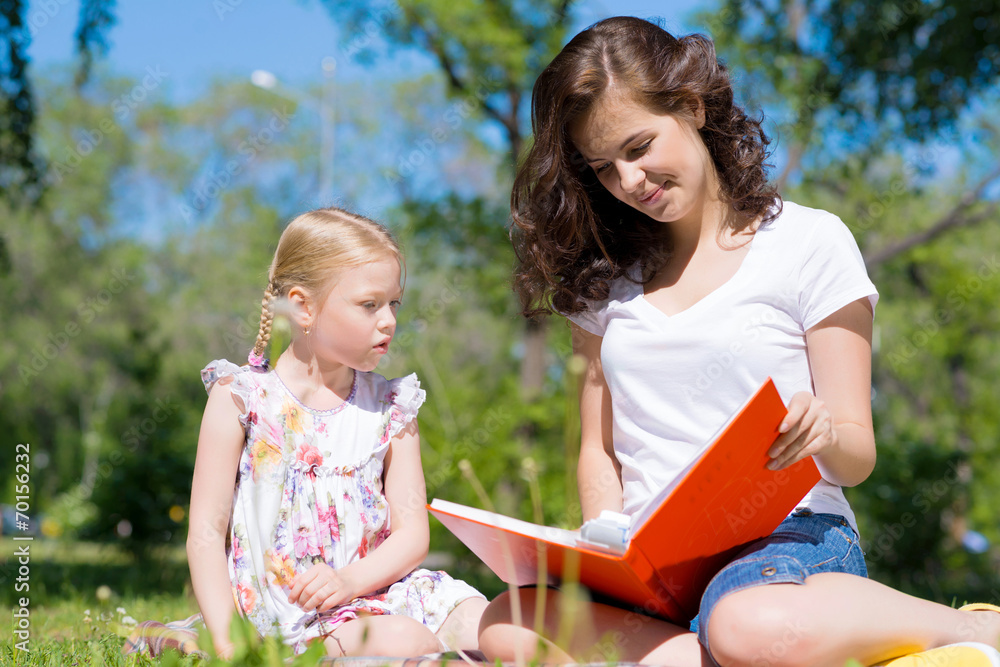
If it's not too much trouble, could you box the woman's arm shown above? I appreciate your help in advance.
[766,297,876,487]
[289,418,429,612]
[572,322,624,522]
[186,382,245,657]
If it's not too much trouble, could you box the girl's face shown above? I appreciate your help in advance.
[570,94,718,226]
[306,256,402,372]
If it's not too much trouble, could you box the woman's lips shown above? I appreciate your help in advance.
[638,184,663,205]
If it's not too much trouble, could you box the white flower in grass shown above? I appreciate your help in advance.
[121,615,138,626]
[116,607,127,615]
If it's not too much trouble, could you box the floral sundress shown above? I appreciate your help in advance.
[201,360,483,654]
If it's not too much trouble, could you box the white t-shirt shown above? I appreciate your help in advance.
[567,201,878,535]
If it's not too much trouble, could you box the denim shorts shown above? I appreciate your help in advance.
[689,509,868,655]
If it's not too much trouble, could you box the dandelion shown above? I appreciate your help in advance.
[96,585,112,601]
[116,607,127,615]
[121,615,138,626]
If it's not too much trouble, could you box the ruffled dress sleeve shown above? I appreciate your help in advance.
[200,359,260,426]
[381,373,426,443]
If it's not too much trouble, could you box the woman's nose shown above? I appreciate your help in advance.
[618,161,644,193]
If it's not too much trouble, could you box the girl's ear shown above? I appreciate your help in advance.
[286,285,313,331]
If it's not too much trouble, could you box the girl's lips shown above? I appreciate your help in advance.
[374,340,391,353]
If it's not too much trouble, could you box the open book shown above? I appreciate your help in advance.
[428,378,821,623]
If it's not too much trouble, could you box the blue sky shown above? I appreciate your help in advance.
[23,0,719,225]
[26,0,715,102]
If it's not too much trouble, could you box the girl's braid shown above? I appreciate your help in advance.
[249,281,276,367]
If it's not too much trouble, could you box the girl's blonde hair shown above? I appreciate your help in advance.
[250,207,401,364]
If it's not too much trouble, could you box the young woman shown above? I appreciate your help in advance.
[476,16,1000,667]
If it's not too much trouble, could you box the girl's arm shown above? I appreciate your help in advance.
[186,382,245,657]
[572,322,624,522]
[289,418,429,612]
[766,297,876,487]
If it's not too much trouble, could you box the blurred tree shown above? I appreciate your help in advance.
[704,0,1000,188]
[317,0,579,396]
[781,112,1000,598]
[0,0,116,207]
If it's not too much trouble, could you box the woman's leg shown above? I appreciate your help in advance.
[478,587,712,666]
[707,573,1000,667]
[435,596,490,651]
[324,615,441,656]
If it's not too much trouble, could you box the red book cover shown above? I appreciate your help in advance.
[428,378,821,623]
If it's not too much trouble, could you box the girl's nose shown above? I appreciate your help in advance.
[378,306,396,332]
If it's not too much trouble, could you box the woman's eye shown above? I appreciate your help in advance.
[631,141,651,155]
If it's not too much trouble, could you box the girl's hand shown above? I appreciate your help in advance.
[766,391,837,471]
[213,637,235,660]
[288,563,359,612]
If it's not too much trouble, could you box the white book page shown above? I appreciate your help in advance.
[627,447,702,533]
[429,498,581,548]
[627,386,764,534]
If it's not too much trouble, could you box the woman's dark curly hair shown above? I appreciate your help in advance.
[512,16,781,317]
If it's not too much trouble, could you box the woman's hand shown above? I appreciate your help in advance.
[766,391,837,471]
[288,563,359,612]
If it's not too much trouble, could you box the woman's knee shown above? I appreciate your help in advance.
[707,589,820,667]
[478,589,566,662]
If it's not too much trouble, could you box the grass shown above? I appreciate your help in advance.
[1,536,196,665]
[0,538,912,666]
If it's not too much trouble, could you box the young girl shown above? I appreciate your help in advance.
[187,207,487,658]
[477,16,1000,667]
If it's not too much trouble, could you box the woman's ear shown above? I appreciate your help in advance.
[692,98,706,129]
[286,285,313,331]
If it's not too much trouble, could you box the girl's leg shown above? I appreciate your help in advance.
[435,596,490,651]
[478,587,712,666]
[323,615,441,657]
[707,573,1000,667]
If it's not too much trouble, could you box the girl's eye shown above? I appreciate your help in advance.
[390,300,402,311]
[595,162,612,174]
[362,302,377,310]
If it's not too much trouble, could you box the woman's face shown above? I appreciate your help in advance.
[570,94,718,226]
